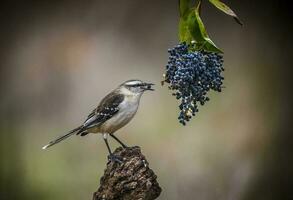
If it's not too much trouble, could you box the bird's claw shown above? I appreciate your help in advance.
[107,154,123,164]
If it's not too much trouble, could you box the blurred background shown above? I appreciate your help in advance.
[0,0,292,199]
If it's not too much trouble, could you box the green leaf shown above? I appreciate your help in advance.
[179,0,191,18]
[188,2,223,53]
[178,0,223,53]
[179,18,192,43]
[208,0,243,25]
[202,39,223,53]
[194,3,209,39]
[187,11,205,42]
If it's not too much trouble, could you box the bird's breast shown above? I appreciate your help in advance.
[99,98,139,133]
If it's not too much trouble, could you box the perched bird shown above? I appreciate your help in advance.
[42,79,154,162]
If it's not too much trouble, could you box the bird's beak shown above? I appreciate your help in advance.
[142,82,155,91]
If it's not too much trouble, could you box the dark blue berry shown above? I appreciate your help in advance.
[164,43,224,125]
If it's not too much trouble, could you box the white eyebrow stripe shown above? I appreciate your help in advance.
[125,80,142,86]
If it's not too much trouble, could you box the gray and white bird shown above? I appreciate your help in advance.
[42,79,154,162]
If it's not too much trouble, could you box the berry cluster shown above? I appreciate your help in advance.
[164,43,224,125]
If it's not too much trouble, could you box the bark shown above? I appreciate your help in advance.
[93,146,162,200]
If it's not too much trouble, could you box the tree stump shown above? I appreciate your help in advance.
[93,146,162,200]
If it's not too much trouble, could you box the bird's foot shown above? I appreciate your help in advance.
[107,154,123,164]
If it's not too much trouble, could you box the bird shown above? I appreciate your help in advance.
[42,79,154,162]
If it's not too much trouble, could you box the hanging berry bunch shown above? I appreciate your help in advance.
[163,0,241,125]
[165,43,224,125]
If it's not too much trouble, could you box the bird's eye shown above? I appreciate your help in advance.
[131,84,142,87]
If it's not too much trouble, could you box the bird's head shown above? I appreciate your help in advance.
[119,79,154,96]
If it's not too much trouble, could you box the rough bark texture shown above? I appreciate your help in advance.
[93,146,162,200]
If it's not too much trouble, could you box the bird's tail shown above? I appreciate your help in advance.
[42,126,83,150]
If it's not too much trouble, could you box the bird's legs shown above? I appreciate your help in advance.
[110,133,128,148]
[103,133,122,163]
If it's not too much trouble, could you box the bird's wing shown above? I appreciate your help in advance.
[86,108,96,119]
[81,92,124,131]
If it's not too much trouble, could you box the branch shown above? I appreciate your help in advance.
[93,146,162,200]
